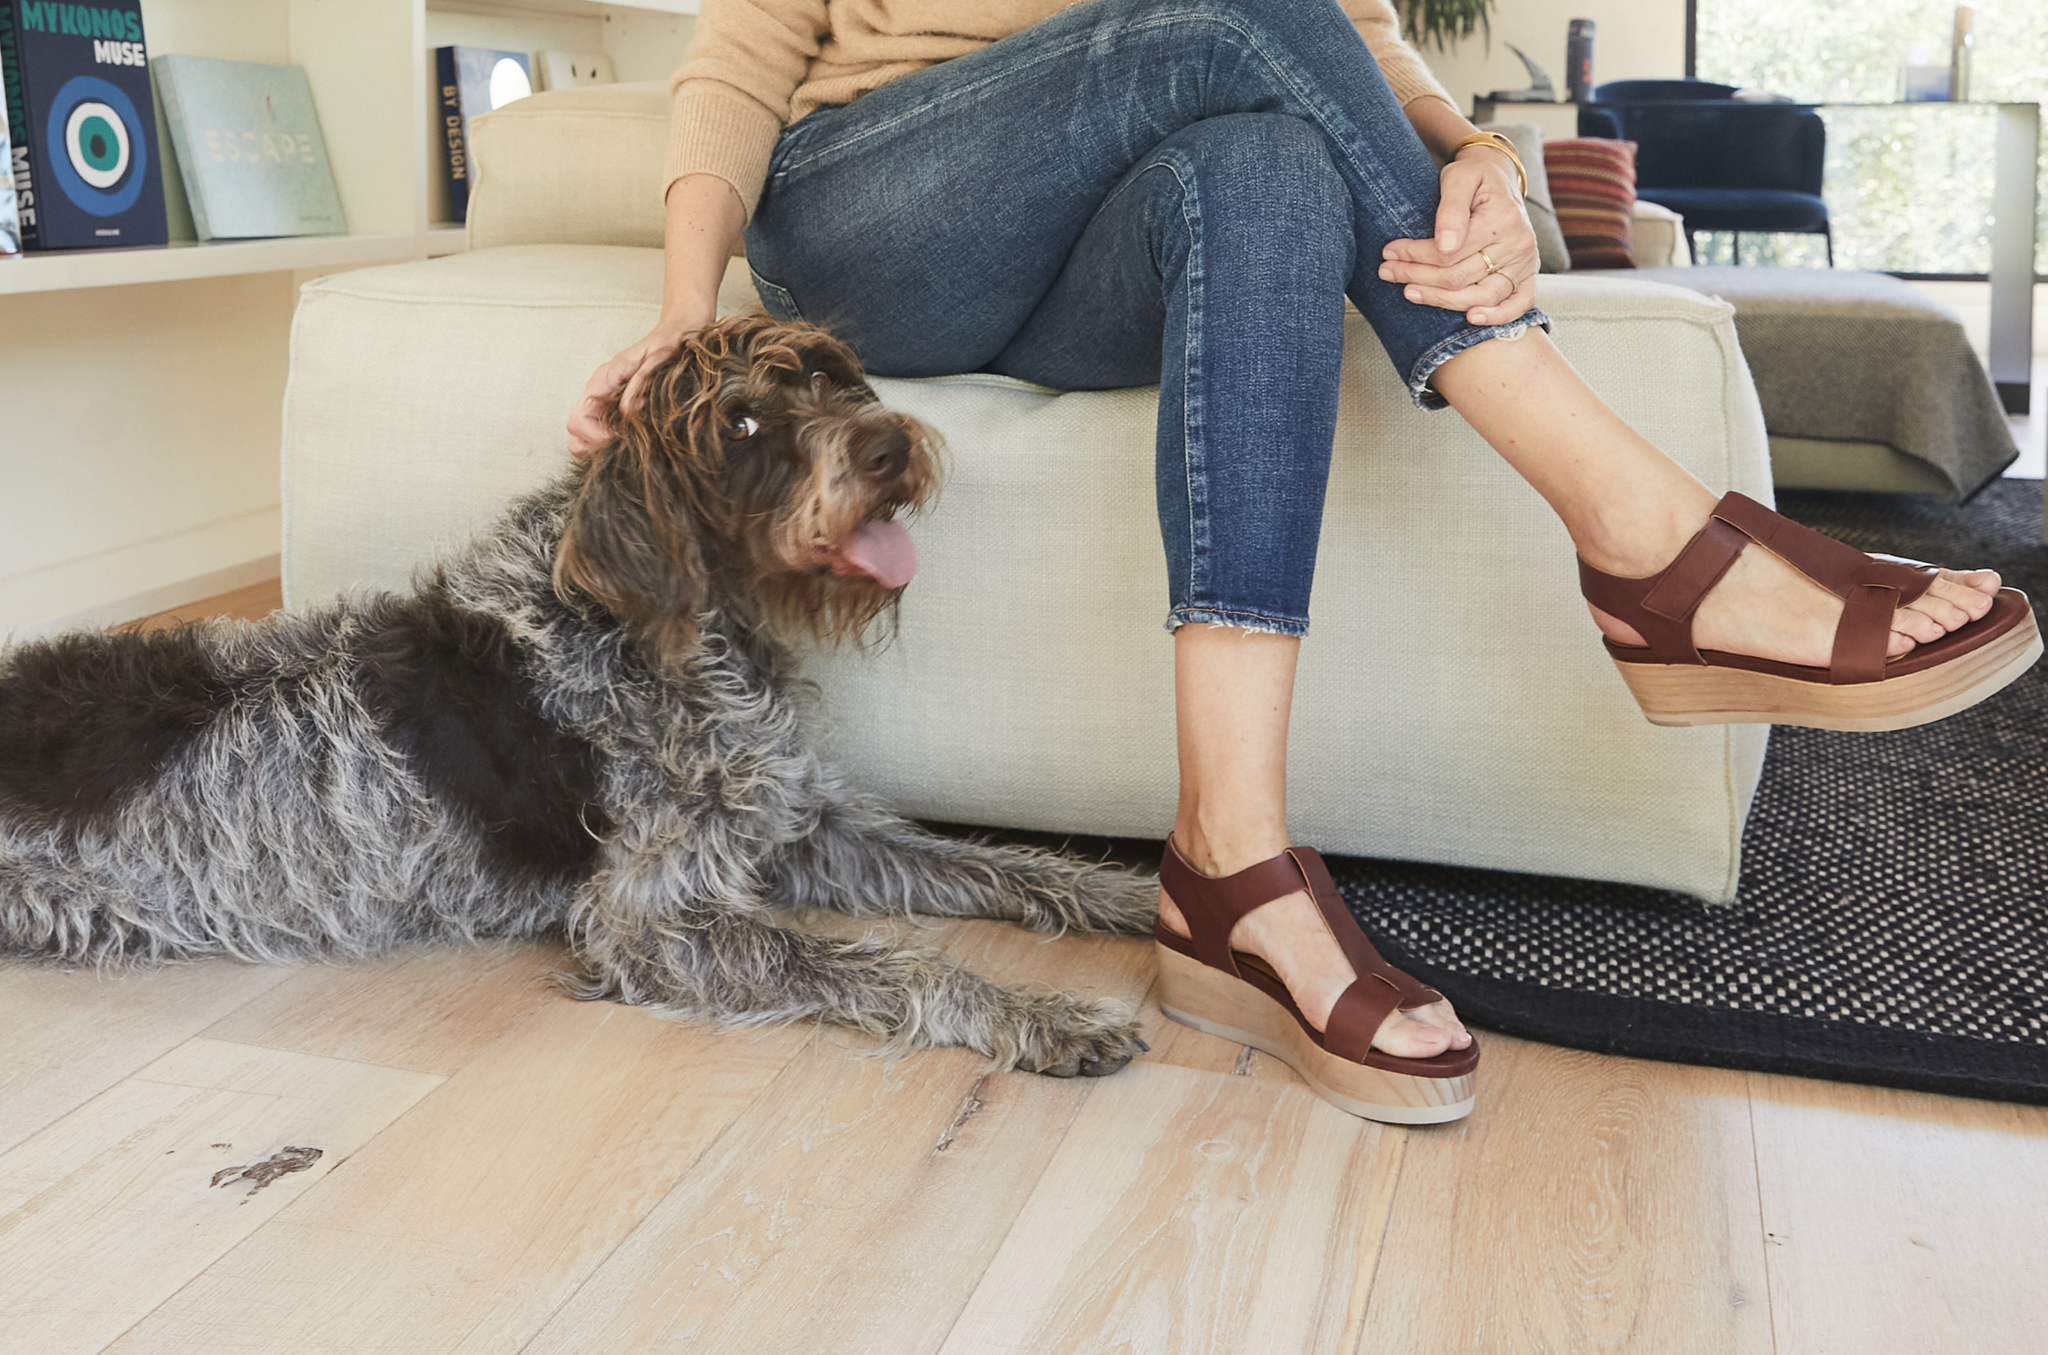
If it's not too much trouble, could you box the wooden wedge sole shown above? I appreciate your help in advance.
[1614,610,2043,731]
[1154,942,1476,1125]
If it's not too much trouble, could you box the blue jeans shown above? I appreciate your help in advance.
[744,0,1548,636]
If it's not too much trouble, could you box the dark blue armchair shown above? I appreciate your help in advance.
[1579,79,1832,265]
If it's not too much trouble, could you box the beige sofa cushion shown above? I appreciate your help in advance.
[1631,200,1691,269]
[467,83,671,251]
[284,245,1769,901]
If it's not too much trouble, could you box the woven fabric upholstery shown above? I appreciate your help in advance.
[466,83,671,250]
[283,246,1772,901]
[1546,137,1638,270]
[1630,201,1690,269]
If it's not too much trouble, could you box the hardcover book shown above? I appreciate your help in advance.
[153,55,344,241]
[0,0,167,250]
[435,45,530,223]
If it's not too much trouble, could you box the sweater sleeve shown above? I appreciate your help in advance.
[665,0,830,215]
[1347,0,1459,112]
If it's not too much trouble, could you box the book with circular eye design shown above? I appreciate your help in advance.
[0,0,168,251]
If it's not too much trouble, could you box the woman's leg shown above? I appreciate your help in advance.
[979,113,1467,1058]
[981,114,1466,1058]
[1163,629,1470,1058]
[745,0,1527,389]
[1427,332,2001,664]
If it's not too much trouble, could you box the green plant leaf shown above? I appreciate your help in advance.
[1400,0,1494,53]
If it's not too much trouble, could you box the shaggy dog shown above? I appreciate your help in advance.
[0,316,1155,1077]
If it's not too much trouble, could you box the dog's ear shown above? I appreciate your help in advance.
[553,336,730,666]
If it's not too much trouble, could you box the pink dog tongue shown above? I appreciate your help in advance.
[840,519,918,588]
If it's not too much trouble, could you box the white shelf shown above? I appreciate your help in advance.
[426,226,471,257]
[0,234,438,295]
[0,0,688,297]
[430,0,698,16]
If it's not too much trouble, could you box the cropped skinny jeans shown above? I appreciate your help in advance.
[743,0,1548,636]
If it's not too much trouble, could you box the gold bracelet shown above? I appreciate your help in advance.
[1449,130,1528,200]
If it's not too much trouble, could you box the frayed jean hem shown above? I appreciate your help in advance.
[1164,606,1309,638]
[1406,307,1554,410]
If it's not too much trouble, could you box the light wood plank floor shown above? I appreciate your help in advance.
[6,581,2044,1353]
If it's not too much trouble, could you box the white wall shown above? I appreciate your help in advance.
[1,0,300,639]
[1419,0,1689,117]
[0,275,293,639]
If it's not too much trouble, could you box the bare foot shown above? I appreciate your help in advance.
[1585,502,2001,667]
[1157,879,1472,1062]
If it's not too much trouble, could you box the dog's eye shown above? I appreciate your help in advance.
[729,415,760,441]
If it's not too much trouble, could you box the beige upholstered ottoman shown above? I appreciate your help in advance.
[283,241,1772,902]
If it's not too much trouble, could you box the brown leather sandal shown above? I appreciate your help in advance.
[1580,491,2041,732]
[1155,839,1478,1124]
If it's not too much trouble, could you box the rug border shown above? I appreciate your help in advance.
[1378,940,2048,1107]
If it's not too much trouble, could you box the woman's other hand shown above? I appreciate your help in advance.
[567,173,748,458]
[1379,140,1538,328]
[566,315,706,459]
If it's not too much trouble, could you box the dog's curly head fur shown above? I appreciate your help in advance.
[555,316,943,666]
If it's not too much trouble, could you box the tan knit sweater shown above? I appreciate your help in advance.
[668,0,1457,216]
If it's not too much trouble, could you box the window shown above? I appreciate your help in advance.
[1691,0,2045,274]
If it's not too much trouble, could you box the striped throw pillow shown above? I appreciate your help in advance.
[1543,138,1637,270]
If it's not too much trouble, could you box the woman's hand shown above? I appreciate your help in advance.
[1379,144,1539,327]
[565,313,708,459]
[566,174,748,458]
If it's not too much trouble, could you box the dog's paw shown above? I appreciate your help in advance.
[1000,993,1150,1079]
[1032,1041,1150,1079]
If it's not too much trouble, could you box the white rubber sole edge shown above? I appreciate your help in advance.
[1161,1004,1477,1126]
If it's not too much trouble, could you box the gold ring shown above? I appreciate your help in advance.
[1480,249,1500,276]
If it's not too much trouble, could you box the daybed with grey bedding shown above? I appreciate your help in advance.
[1633,266,2018,502]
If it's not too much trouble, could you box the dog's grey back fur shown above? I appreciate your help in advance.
[0,476,1156,1076]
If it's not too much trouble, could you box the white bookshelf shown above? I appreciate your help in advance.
[434,0,700,16]
[2,0,698,294]
[0,0,697,635]
[0,234,425,295]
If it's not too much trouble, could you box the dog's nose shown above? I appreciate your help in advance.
[864,429,911,480]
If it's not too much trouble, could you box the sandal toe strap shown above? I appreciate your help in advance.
[1715,493,1935,684]
[1292,845,1445,1028]
[1323,975,1409,1064]
[1833,577,1912,683]
[1581,491,1941,683]
[1288,848,1436,1001]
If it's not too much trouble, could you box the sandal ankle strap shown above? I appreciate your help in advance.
[1160,837,1309,975]
[1160,841,1445,1015]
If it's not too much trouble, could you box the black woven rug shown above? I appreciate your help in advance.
[1327,479,2048,1105]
